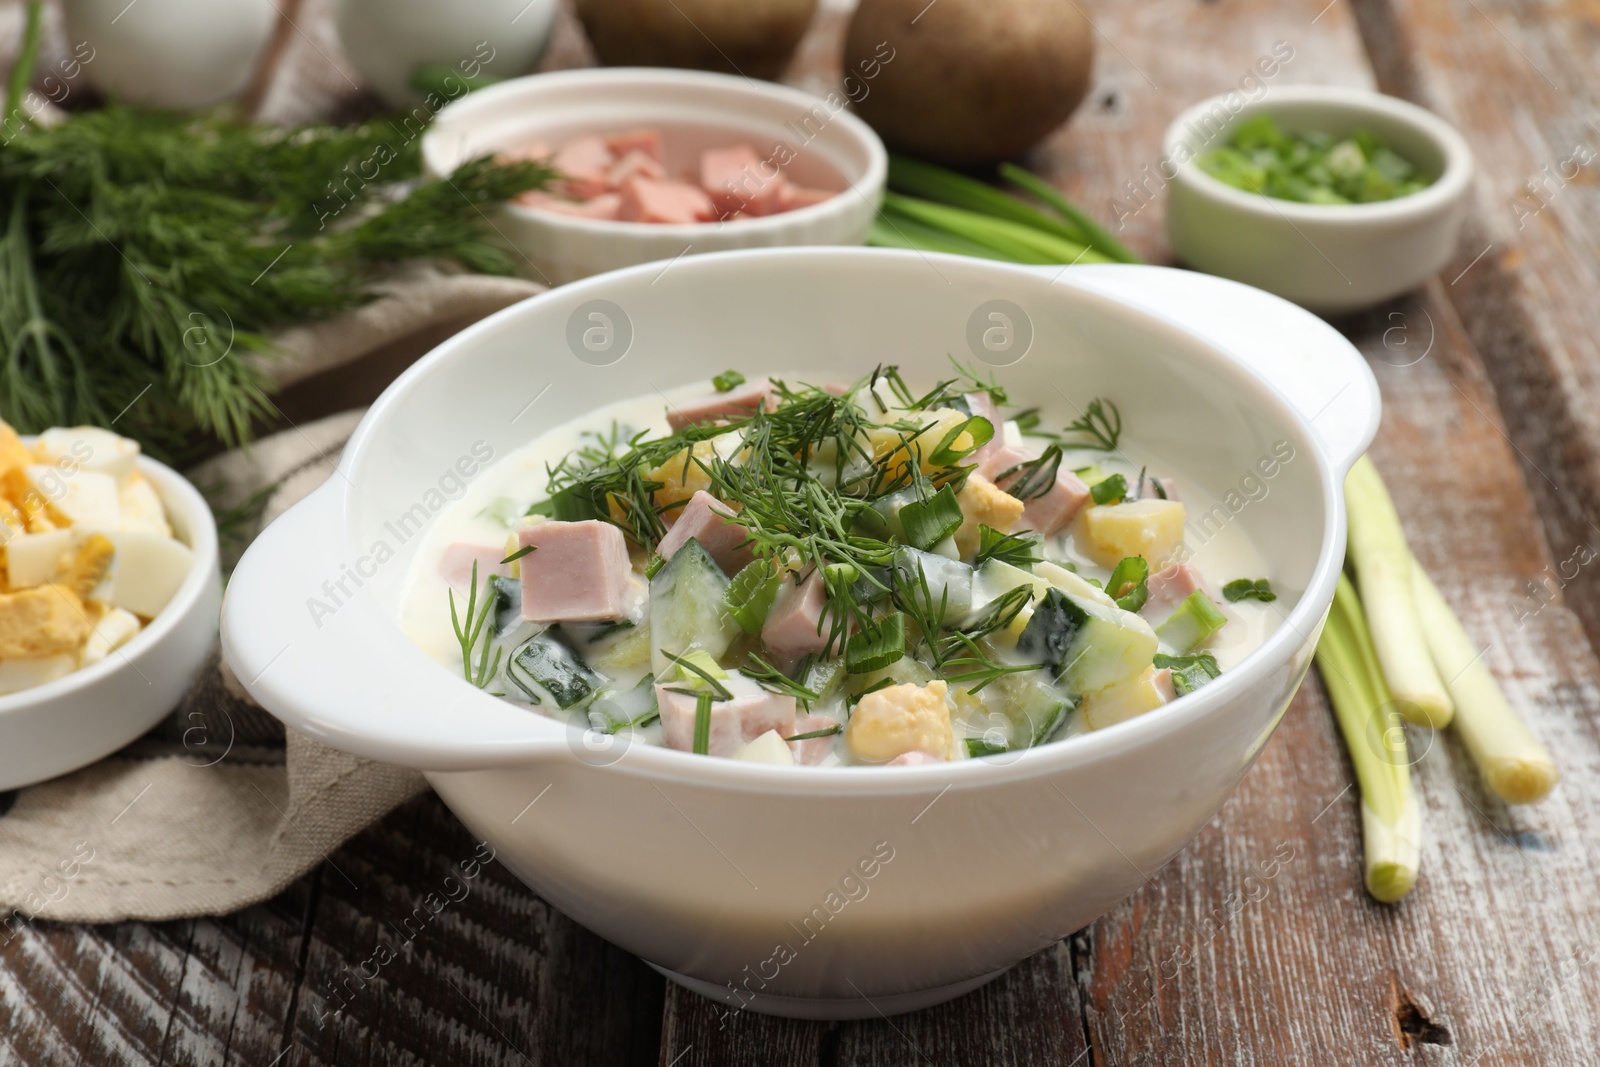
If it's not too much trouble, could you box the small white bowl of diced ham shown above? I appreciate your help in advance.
[422,68,887,285]
[0,421,221,789]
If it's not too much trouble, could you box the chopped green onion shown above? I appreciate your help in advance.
[1411,556,1558,804]
[1090,473,1127,506]
[845,612,907,673]
[1316,573,1420,902]
[965,737,1010,758]
[1345,456,1453,728]
[725,560,783,634]
[899,486,963,551]
[712,369,745,393]
[501,543,536,565]
[644,553,666,579]
[1153,651,1221,695]
[1198,114,1429,205]
[928,415,994,466]
[1222,577,1275,602]
[1154,591,1227,652]
[1107,556,1149,612]
[692,691,713,755]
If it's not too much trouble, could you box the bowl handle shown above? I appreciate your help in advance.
[221,482,563,770]
[1047,264,1381,475]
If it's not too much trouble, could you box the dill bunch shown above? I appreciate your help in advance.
[0,105,553,460]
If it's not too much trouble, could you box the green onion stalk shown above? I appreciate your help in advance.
[1344,456,1454,728]
[1410,556,1560,804]
[869,156,1139,267]
[1316,573,1422,903]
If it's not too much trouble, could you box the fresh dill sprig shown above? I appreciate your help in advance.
[1063,399,1123,451]
[448,561,502,689]
[974,526,1044,569]
[0,106,553,459]
[743,654,823,703]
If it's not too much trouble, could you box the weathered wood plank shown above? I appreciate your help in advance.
[0,881,316,1067]
[1347,0,1600,661]
[6,2,1600,1066]
[1021,0,1600,1065]
[281,792,663,1067]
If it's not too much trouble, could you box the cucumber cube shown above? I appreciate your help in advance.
[1154,591,1227,652]
[650,538,737,674]
[508,634,601,709]
[1017,588,1158,696]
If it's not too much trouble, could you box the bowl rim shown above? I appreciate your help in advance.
[0,451,219,714]
[327,248,1352,792]
[421,66,889,240]
[1162,85,1475,223]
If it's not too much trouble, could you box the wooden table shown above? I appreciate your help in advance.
[5,0,1600,1063]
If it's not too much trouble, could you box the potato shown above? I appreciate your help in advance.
[1080,667,1168,731]
[1080,499,1187,568]
[574,0,817,81]
[844,0,1095,166]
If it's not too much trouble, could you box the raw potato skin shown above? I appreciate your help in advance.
[845,0,1095,166]
[574,0,819,81]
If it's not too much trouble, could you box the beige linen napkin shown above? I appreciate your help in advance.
[0,267,541,924]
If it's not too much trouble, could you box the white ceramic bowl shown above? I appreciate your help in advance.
[222,249,1378,1018]
[421,69,888,285]
[0,457,221,791]
[1164,86,1474,314]
[331,0,559,109]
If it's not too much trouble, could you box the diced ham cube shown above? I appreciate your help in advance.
[518,520,633,622]
[963,390,1003,465]
[888,750,943,766]
[778,185,834,211]
[665,379,775,431]
[550,135,615,200]
[608,149,667,189]
[976,443,1033,484]
[604,128,664,163]
[761,569,836,658]
[977,445,1090,536]
[438,542,508,588]
[617,176,717,224]
[701,144,785,217]
[1140,562,1206,623]
[789,713,840,765]
[655,490,755,576]
[1152,668,1177,703]
[656,672,796,757]
[1020,471,1092,537]
[573,193,623,220]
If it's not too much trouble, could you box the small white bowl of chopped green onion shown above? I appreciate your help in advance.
[1163,86,1474,314]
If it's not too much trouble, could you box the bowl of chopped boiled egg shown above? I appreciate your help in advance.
[421,67,887,285]
[0,421,220,790]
